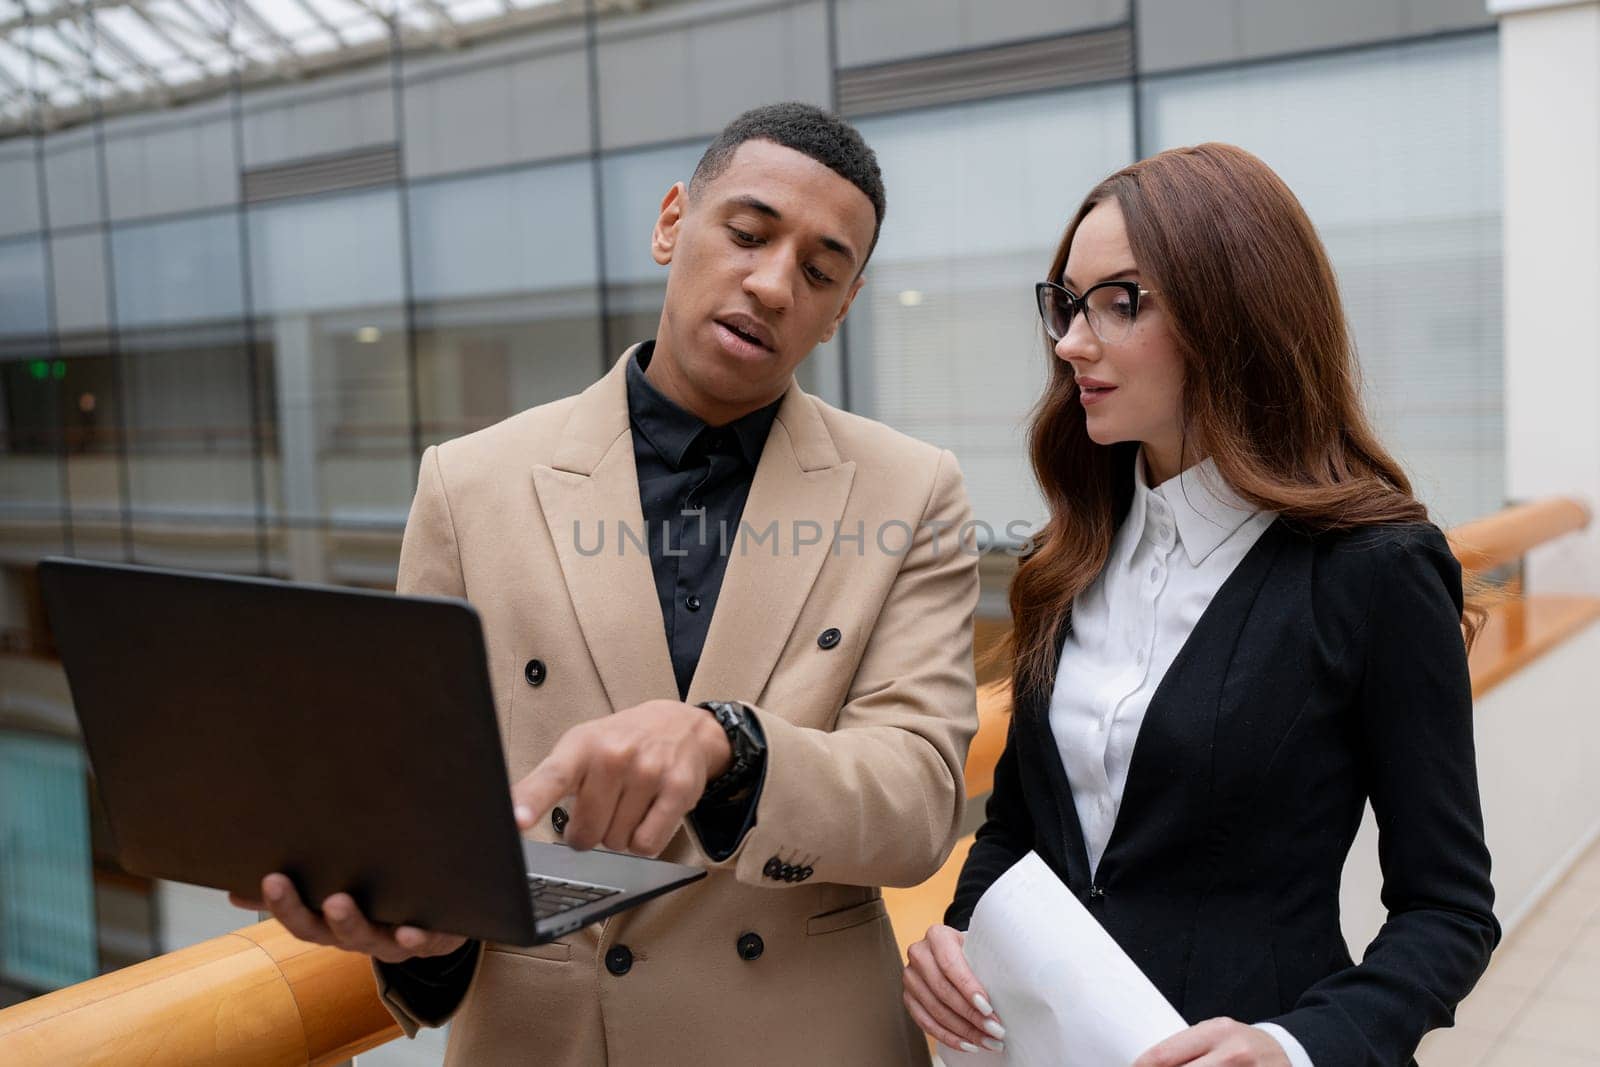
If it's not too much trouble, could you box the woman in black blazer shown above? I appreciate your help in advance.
[903,143,1498,1067]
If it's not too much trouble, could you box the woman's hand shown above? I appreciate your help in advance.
[1132,1018,1292,1067]
[902,923,1007,1055]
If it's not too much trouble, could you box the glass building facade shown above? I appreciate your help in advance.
[0,0,1503,1034]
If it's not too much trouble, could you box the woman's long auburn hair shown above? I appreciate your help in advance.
[1006,142,1483,705]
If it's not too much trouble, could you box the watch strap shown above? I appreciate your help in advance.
[698,700,763,801]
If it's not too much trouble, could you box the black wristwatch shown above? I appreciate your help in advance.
[697,700,766,802]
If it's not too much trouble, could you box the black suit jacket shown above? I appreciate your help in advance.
[947,521,1499,1066]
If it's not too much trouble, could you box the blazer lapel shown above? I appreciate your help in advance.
[533,350,677,712]
[1024,625,1095,891]
[1098,520,1290,875]
[686,381,855,708]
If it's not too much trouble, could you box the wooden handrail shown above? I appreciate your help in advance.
[1447,496,1590,575]
[0,921,399,1066]
[0,495,1593,1065]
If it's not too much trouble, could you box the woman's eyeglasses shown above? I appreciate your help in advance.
[1035,280,1155,345]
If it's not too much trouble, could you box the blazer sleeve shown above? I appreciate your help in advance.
[1266,527,1500,1065]
[373,444,482,1037]
[945,714,1035,930]
[687,447,981,889]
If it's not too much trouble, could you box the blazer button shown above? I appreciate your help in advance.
[524,659,547,686]
[605,945,633,976]
[737,932,764,961]
[552,806,569,835]
[1088,884,1105,900]
[817,628,841,650]
[799,866,815,881]
[763,857,782,879]
[779,863,796,882]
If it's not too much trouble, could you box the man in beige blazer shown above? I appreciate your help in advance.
[234,103,980,1065]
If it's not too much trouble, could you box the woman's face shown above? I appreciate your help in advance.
[1055,199,1189,480]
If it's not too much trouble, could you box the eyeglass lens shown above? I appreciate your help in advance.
[1039,284,1140,344]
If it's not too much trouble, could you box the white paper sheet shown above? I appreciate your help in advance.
[940,852,1188,1067]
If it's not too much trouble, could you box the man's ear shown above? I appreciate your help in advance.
[819,272,868,345]
[651,182,688,266]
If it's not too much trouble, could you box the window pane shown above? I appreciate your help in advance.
[408,160,599,302]
[122,324,270,573]
[111,212,247,330]
[0,147,41,238]
[248,188,406,316]
[0,732,96,992]
[0,236,49,337]
[408,160,606,447]
[415,299,603,451]
[257,308,412,585]
[248,188,412,585]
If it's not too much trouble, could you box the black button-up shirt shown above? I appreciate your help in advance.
[628,341,781,699]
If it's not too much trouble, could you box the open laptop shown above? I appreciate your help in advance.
[37,556,705,946]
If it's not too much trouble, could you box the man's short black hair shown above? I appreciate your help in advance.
[690,102,886,263]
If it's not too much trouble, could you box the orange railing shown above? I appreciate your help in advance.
[0,921,398,1065]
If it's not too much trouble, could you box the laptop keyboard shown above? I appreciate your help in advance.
[528,875,623,920]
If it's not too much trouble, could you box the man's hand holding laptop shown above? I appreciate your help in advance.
[229,876,468,964]
[231,698,732,958]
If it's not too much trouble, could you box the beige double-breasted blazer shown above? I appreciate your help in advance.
[376,349,979,1065]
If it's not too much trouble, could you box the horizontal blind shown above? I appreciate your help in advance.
[243,145,402,205]
[838,27,1134,118]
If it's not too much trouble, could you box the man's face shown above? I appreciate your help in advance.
[649,139,878,421]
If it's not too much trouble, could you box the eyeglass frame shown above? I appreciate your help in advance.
[1034,280,1158,344]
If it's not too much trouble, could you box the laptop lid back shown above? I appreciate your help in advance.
[37,557,537,945]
